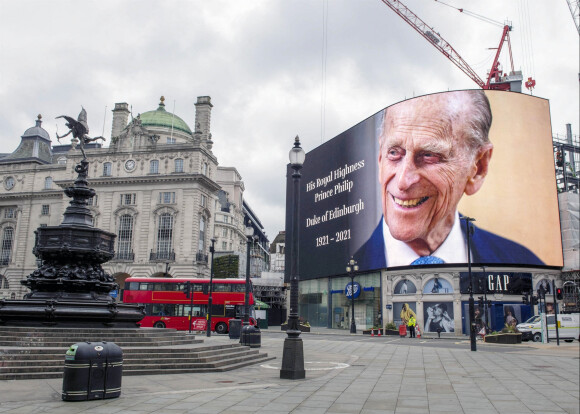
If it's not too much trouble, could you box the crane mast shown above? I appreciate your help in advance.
[380,0,524,91]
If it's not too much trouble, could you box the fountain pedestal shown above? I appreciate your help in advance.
[0,159,144,327]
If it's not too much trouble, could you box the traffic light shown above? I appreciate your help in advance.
[556,288,563,300]
[487,300,492,308]
[184,281,191,299]
[478,296,484,307]
[202,284,209,295]
[522,295,529,305]
[532,296,539,305]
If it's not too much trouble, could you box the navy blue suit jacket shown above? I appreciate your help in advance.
[355,216,545,270]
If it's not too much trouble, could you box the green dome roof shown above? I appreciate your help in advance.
[139,97,192,135]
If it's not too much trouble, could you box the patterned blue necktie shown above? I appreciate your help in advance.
[411,256,445,265]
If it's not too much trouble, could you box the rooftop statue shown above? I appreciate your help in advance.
[56,107,106,158]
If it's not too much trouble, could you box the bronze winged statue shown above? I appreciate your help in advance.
[56,107,106,159]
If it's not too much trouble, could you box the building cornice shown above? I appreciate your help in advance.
[0,190,63,201]
[54,173,221,192]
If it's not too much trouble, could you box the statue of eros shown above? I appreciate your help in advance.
[56,107,106,159]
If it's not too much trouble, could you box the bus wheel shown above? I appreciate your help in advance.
[215,322,228,334]
[153,321,166,328]
[532,332,541,342]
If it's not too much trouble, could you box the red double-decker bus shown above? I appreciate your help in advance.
[122,277,256,333]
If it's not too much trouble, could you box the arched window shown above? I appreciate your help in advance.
[150,159,159,174]
[157,213,174,259]
[57,156,67,165]
[103,162,112,177]
[117,215,134,260]
[44,177,52,189]
[394,279,417,294]
[0,227,14,265]
[174,158,184,173]
[198,216,206,253]
[423,277,453,294]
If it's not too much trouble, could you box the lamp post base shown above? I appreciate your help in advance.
[280,336,305,380]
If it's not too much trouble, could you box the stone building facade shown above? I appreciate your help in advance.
[0,96,268,300]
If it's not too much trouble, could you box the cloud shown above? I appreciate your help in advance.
[1,0,577,240]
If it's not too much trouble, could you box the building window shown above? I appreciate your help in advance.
[40,224,47,228]
[87,195,98,206]
[44,177,52,189]
[57,156,67,165]
[175,158,184,173]
[150,160,159,174]
[41,205,50,215]
[103,162,112,177]
[198,216,206,252]
[202,162,208,176]
[157,213,174,258]
[1,227,14,266]
[121,193,136,205]
[222,241,227,250]
[159,192,175,204]
[167,137,176,144]
[0,275,8,289]
[4,208,15,219]
[117,215,134,260]
[200,194,207,207]
[222,228,227,237]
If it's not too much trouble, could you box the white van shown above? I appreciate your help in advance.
[517,313,580,342]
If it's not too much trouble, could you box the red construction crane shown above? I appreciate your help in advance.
[379,0,529,92]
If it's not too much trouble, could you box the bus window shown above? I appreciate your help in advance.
[139,283,151,290]
[211,304,225,316]
[183,304,207,317]
[225,305,236,318]
[125,282,139,291]
[232,284,245,293]
[214,284,231,292]
[153,283,174,291]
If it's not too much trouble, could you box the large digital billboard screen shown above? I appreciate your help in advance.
[286,90,563,280]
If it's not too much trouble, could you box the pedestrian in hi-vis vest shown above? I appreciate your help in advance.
[408,315,416,338]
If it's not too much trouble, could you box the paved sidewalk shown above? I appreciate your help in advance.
[0,330,578,414]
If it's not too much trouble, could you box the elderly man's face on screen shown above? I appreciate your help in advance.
[378,92,493,255]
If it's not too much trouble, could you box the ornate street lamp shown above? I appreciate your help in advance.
[243,224,254,327]
[346,257,359,334]
[206,238,216,337]
[280,136,306,380]
[461,216,476,352]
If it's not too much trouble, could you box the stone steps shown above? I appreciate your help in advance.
[0,327,273,380]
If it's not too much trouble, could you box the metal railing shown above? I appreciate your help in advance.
[149,250,175,261]
[113,251,135,261]
[195,251,208,263]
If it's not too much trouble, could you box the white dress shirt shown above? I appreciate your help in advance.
[383,211,468,267]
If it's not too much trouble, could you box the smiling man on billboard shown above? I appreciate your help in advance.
[356,90,544,268]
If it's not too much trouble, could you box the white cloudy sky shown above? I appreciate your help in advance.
[0,0,578,240]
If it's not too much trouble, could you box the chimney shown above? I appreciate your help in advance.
[111,103,130,138]
[194,96,213,143]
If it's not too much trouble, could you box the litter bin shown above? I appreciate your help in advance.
[62,341,123,401]
[240,324,261,348]
[398,324,407,338]
[228,319,242,339]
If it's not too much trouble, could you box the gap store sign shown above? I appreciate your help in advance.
[459,272,532,294]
